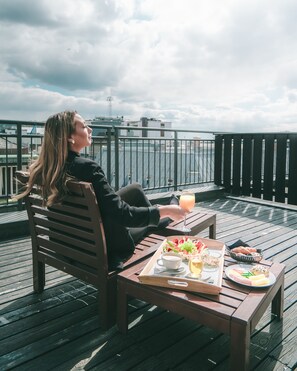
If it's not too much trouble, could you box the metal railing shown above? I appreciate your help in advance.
[2,119,297,210]
[0,119,216,210]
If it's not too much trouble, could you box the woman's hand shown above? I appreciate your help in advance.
[158,205,188,222]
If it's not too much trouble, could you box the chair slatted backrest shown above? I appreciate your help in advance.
[16,171,166,329]
[17,172,109,286]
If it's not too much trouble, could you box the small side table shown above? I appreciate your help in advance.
[117,256,285,371]
[161,209,216,239]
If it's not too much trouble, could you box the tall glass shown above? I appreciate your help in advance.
[179,191,195,233]
[188,254,204,278]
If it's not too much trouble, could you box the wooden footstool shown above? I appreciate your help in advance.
[161,208,216,239]
[117,254,285,371]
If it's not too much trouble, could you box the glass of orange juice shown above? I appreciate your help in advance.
[188,254,204,278]
[179,190,195,233]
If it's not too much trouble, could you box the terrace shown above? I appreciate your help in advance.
[0,122,296,370]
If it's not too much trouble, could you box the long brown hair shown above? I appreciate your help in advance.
[16,110,77,206]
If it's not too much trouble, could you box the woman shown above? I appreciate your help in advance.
[17,111,187,270]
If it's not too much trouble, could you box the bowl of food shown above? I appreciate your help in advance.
[228,245,263,263]
[202,253,221,271]
[162,237,208,261]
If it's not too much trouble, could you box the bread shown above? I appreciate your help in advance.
[250,265,269,277]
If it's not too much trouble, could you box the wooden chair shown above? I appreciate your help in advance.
[15,171,164,329]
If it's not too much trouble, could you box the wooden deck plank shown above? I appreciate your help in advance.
[254,327,297,370]
[49,305,168,371]
[0,196,296,370]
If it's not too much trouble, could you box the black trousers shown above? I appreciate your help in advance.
[109,183,171,270]
[116,183,152,243]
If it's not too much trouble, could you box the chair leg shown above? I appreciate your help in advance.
[33,261,45,293]
[99,278,117,330]
[117,280,129,334]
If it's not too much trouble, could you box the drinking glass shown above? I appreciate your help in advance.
[188,254,204,278]
[179,191,195,233]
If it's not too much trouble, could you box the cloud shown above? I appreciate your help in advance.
[0,0,297,132]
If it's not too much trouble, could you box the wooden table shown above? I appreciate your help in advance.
[161,208,216,239]
[117,251,285,370]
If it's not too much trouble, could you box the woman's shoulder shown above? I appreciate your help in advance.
[72,155,97,166]
[67,152,97,166]
[67,153,103,178]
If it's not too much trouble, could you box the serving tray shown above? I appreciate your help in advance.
[138,236,225,295]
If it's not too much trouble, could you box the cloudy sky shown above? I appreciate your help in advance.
[1,0,297,133]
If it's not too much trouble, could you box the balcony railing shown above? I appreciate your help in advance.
[2,119,297,211]
[0,120,216,210]
[214,133,297,205]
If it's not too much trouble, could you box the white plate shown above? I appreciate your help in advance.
[225,264,276,288]
[154,265,186,276]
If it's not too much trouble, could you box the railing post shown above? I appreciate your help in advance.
[214,135,222,186]
[16,122,22,170]
[173,131,178,191]
[17,122,23,210]
[263,134,274,201]
[114,127,119,191]
[288,134,297,205]
[242,135,252,196]
[275,134,287,203]
[106,127,112,184]
[223,135,232,192]
[252,134,263,198]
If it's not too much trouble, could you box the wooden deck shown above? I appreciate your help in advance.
[0,196,296,370]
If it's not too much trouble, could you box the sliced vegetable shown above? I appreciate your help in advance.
[163,237,207,259]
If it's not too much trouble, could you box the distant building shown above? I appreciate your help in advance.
[87,116,172,139]
[122,117,172,138]
[88,116,123,136]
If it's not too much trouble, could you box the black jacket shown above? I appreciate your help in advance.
[66,151,160,259]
